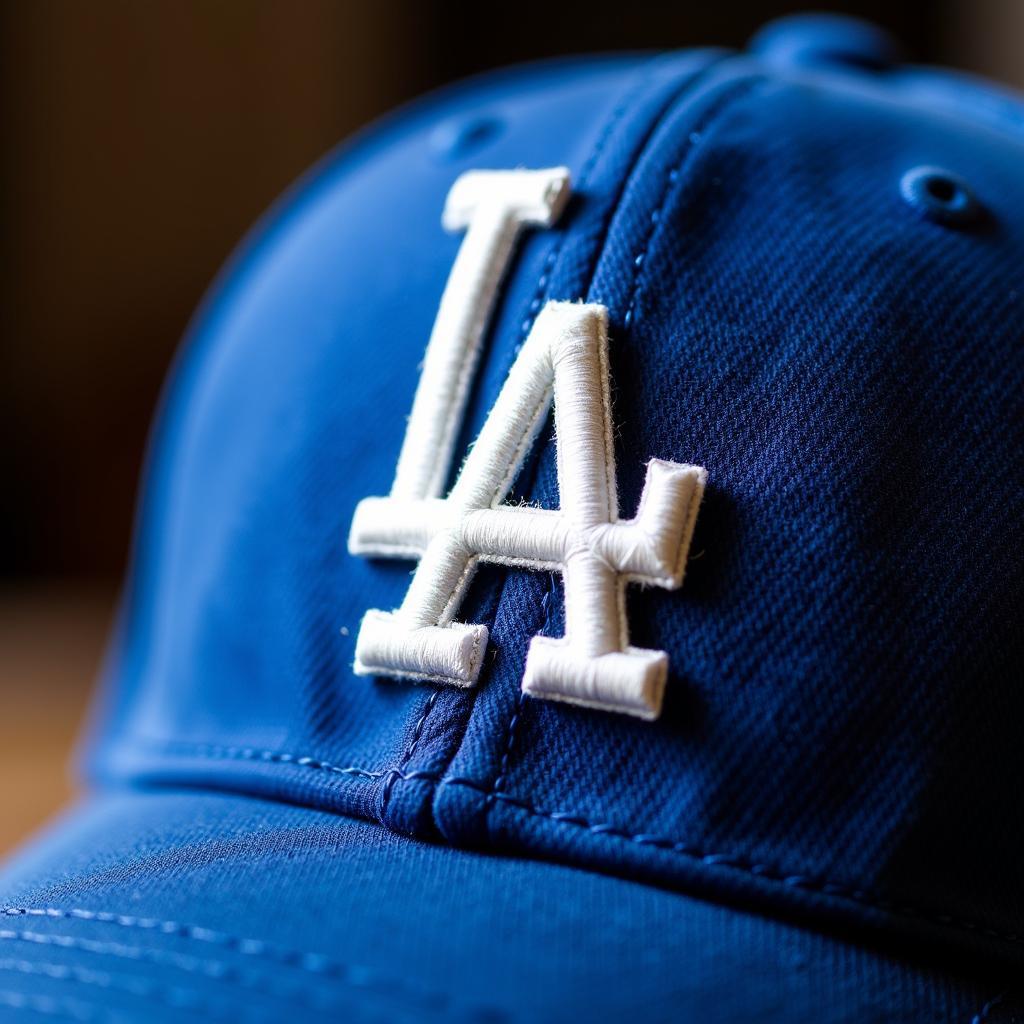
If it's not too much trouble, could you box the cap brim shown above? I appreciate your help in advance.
[0,789,1010,1023]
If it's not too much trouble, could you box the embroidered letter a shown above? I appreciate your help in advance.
[349,170,705,719]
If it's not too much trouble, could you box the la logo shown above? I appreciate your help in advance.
[349,168,705,719]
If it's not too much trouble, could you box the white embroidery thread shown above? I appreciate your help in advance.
[349,172,705,719]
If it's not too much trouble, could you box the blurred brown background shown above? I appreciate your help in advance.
[1,0,1021,856]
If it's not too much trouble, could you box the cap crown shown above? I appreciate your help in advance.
[94,19,1024,968]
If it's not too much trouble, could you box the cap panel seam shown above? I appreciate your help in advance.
[378,688,441,821]
[478,72,765,885]
[452,777,1024,948]
[510,56,666,349]
[622,76,765,327]
[473,64,661,824]
[475,60,748,835]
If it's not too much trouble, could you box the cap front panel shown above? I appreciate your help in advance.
[92,55,722,832]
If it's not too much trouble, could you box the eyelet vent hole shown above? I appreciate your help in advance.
[925,176,955,203]
[430,116,504,161]
[900,166,984,228]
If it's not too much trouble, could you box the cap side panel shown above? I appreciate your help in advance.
[436,61,1024,966]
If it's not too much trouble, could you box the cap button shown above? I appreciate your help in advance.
[749,14,902,71]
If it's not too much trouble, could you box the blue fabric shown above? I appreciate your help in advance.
[439,55,1024,966]
[2,14,1023,1020]
[0,789,1017,1023]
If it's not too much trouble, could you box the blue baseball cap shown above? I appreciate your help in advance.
[2,14,1022,1022]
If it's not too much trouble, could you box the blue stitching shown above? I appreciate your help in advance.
[0,988,99,1022]
[516,53,726,346]
[155,740,389,780]
[380,688,441,819]
[488,694,525,811]
[973,994,1005,1024]
[439,777,1024,947]
[152,740,438,787]
[1,906,442,992]
[515,68,652,345]
[117,744,1024,948]
[486,575,556,813]
[4,908,339,968]
[0,926,307,997]
[0,955,221,1020]
[403,689,440,766]
[0,917,460,1016]
[483,74,761,835]
[623,77,762,328]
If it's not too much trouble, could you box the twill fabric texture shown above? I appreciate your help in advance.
[82,48,1024,967]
